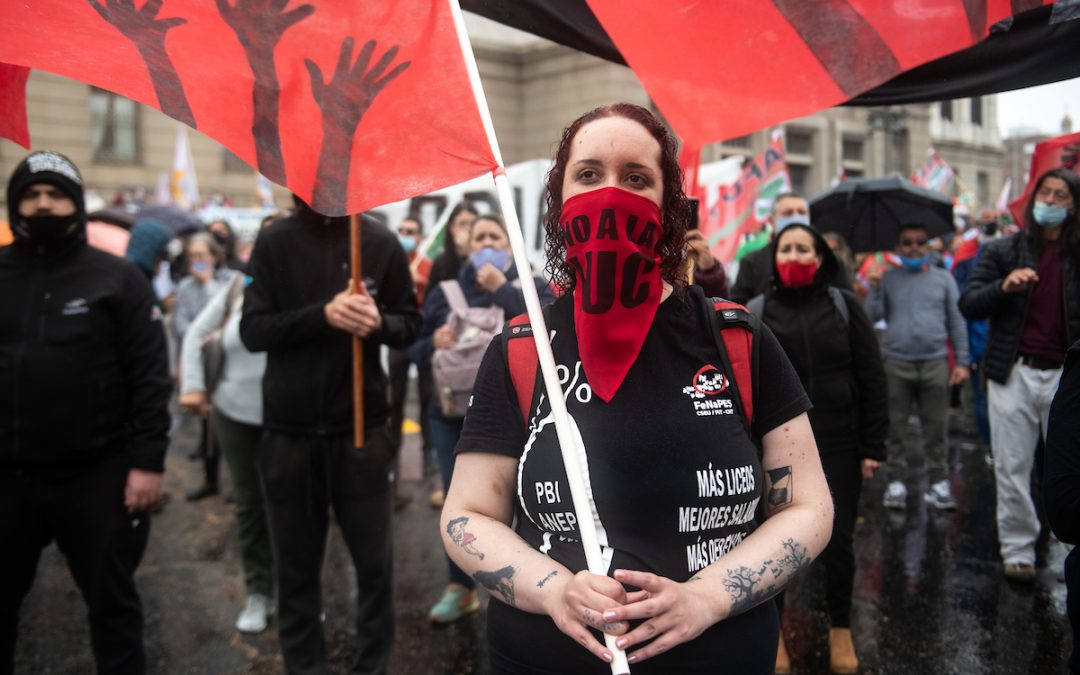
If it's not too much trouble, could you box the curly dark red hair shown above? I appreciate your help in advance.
[543,103,693,294]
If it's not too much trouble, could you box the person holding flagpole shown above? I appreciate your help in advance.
[441,103,833,673]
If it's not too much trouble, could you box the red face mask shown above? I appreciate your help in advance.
[776,260,820,288]
[561,186,664,402]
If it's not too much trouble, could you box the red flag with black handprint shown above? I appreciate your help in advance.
[0,64,30,149]
[1008,131,1080,226]
[0,1,496,216]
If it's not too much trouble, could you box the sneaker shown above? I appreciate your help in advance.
[924,480,956,510]
[1003,562,1036,583]
[429,583,479,624]
[430,489,445,509]
[883,481,907,509]
[235,594,273,634]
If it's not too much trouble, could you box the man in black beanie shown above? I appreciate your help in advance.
[0,151,172,674]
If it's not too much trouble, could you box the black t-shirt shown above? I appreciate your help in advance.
[459,291,811,674]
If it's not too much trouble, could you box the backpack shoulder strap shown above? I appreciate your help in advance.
[504,312,538,424]
[746,293,765,317]
[828,286,849,326]
[705,296,760,437]
[439,280,469,316]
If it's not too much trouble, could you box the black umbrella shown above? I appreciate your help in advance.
[809,175,954,253]
[135,204,204,237]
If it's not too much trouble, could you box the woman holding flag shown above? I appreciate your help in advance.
[441,103,833,673]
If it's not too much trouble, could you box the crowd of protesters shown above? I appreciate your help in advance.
[1,104,1078,675]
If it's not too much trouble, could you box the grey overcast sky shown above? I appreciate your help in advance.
[997,77,1079,138]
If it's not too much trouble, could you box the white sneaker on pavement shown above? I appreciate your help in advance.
[924,480,957,510]
[236,594,273,634]
[883,481,907,509]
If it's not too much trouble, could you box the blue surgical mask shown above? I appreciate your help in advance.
[899,254,927,271]
[1033,202,1068,229]
[191,261,212,274]
[398,235,417,254]
[774,214,810,234]
[471,246,510,271]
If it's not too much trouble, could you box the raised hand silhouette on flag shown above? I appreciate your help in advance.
[89,0,195,127]
[216,0,314,184]
[306,37,411,213]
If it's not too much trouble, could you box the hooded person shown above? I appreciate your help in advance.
[0,151,172,673]
[747,222,887,674]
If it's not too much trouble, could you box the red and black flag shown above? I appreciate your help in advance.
[0,1,497,216]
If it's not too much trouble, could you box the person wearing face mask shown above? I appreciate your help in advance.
[729,193,852,304]
[174,232,238,501]
[412,213,554,623]
[748,223,886,674]
[866,224,969,514]
[959,167,1080,583]
[440,104,833,674]
[0,151,171,674]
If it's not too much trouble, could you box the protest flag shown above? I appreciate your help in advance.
[583,0,1052,148]
[171,126,200,208]
[701,134,791,265]
[0,63,30,149]
[995,178,1012,214]
[0,1,497,217]
[912,147,955,193]
[1008,130,1080,225]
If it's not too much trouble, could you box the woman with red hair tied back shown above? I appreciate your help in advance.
[440,103,834,674]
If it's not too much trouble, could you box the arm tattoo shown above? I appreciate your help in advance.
[536,570,558,588]
[723,538,810,616]
[446,516,485,559]
[474,565,518,607]
[766,466,793,509]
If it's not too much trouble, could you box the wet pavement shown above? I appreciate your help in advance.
[13,392,1072,674]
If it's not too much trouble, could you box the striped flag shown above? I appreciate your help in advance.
[912,147,954,193]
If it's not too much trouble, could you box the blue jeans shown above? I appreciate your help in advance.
[429,411,473,589]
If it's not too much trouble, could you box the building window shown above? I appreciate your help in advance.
[90,87,140,164]
[788,164,810,195]
[940,101,953,121]
[725,134,752,149]
[223,148,253,173]
[977,171,990,205]
[842,137,865,162]
[786,129,813,156]
[970,97,983,126]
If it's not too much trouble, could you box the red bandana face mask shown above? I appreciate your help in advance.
[561,186,664,402]
[776,260,819,288]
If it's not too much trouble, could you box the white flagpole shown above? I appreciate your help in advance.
[446,2,630,673]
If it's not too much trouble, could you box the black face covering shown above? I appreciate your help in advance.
[16,214,80,245]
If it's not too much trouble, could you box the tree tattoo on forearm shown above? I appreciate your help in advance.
[723,538,810,616]
[90,0,196,128]
[474,565,517,607]
[216,0,313,184]
[305,37,411,213]
[446,516,484,560]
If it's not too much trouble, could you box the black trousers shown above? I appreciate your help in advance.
[258,427,395,675]
[776,451,862,628]
[0,453,149,675]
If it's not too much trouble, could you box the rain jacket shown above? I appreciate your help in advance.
[0,223,171,471]
[958,228,1080,383]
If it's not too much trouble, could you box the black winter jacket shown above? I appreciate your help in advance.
[958,229,1080,383]
[758,228,887,459]
[0,231,171,471]
[239,207,420,437]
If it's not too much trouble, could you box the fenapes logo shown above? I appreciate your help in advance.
[683,364,736,417]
